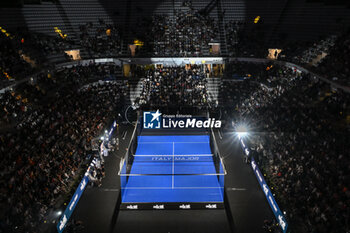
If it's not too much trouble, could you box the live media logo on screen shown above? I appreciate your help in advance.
[143,110,221,129]
[143,110,162,129]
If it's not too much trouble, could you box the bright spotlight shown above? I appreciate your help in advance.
[237,131,248,138]
[235,124,249,139]
[100,136,104,140]
[56,211,62,216]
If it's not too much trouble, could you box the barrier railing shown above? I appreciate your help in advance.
[118,117,140,176]
[57,120,118,233]
[238,137,288,233]
[56,160,93,233]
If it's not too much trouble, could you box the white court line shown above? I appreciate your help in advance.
[121,187,224,189]
[134,154,213,157]
[172,142,175,189]
[120,173,226,176]
[138,141,209,144]
[138,142,173,144]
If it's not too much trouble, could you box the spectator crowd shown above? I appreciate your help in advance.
[133,7,219,57]
[0,7,349,233]
[79,19,123,58]
[221,62,350,233]
[0,63,125,232]
[317,30,350,87]
[136,65,209,109]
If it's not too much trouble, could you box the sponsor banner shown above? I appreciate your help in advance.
[143,110,221,129]
[57,119,117,232]
[57,157,100,232]
[57,175,89,233]
[239,140,288,233]
[120,202,224,210]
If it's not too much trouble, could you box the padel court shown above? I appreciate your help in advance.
[119,135,225,208]
[73,125,273,233]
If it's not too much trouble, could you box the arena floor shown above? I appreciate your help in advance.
[71,125,273,233]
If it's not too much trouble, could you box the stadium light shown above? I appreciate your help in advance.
[56,211,62,216]
[235,124,249,139]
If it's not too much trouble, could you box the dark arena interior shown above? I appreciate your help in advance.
[1,0,350,233]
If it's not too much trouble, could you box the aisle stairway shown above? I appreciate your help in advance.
[125,79,144,106]
[206,77,222,106]
[216,0,228,56]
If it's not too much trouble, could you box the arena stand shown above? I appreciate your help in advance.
[1,56,349,232]
[136,65,209,108]
[0,63,126,232]
[220,64,349,233]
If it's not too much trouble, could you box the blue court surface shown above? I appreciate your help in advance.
[121,135,224,203]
